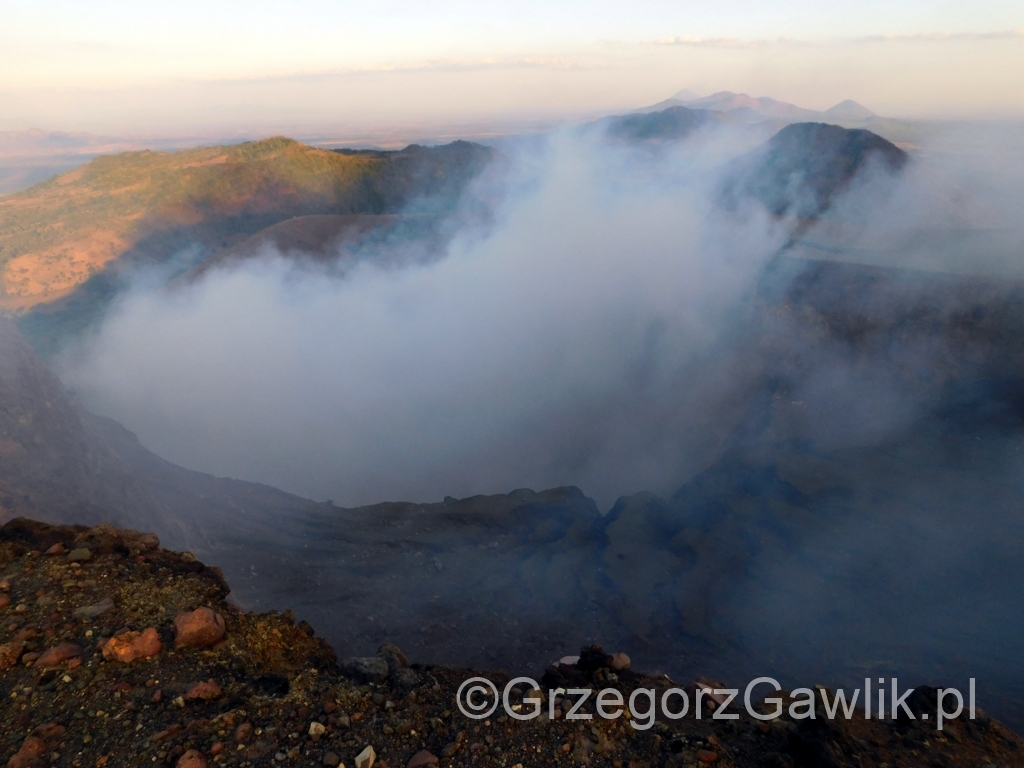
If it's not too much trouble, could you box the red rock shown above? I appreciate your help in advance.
[32,724,66,740]
[0,595,9,610]
[101,627,162,663]
[234,722,253,742]
[6,735,46,768]
[210,743,224,756]
[406,750,439,768]
[173,607,226,649]
[35,643,83,667]
[0,640,24,671]
[45,543,65,556]
[151,689,163,703]
[696,749,718,764]
[610,652,631,671]
[20,652,39,665]
[0,580,9,591]
[67,658,82,670]
[185,679,223,701]
[176,750,208,768]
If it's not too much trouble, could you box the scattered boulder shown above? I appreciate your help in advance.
[184,679,223,701]
[342,656,389,682]
[378,644,410,671]
[176,750,208,768]
[66,547,92,562]
[406,750,439,768]
[44,543,65,556]
[390,667,422,692]
[309,722,327,737]
[174,607,226,649]
[0,640,25,671]
[6,735,46,768]
[610,652,631,671]
[72,597,115,620]
[355,746,376,768]
[34,643,83,667]
[101,628,162,663]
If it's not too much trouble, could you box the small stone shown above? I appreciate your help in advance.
[210,743,224,756]
[184,679,223,701]
[176,749,208,768]
[342,657,389,682]
[73,597,115,620]
[0,595,9,610]
[309,722,327,737]
[35,643,83,667]
[33,724,66,740]
[14,603,27,614]
[355,746,376,768]
[101,628,162,663]
[45,543,66,556]
[610,653,631,671]
[139,533,160,550]
[6,735,47,768]
[287,747,300,760]
[440,743,460,759]
[173,607,226,649]
[234,723,253,742]
[0,640,25,671]
[67,548,92,562]
[696,750,718,764]
[377,644,409,671]
[21,652,40,665]
[0,580,9,591]
[406,750,439,768]
[322,753,341,767]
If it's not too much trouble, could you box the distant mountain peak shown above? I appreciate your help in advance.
[824,99,876,120]
[669,88,702,102]
[641,91,884,125]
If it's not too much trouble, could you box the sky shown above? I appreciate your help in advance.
[1,1,1023,134]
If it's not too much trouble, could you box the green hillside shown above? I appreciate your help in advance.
[0,137,492,310]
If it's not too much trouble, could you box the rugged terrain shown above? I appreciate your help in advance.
[2,518,1021,768]
[1,119,1023,734]
[1,138,493,356]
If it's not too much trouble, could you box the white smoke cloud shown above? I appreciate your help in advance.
[58,127,791,509]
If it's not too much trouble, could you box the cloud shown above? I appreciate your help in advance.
[652,28,1024,48]
[58,126,787,509]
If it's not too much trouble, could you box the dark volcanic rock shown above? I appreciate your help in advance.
[1,518,1020,768]
[723,122,908,219]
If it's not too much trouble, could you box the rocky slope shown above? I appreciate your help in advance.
[2,518,1021,768]
[2,138,494,358]
[6,249,1024,728]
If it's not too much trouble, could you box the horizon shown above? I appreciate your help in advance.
[1,1,1022,136]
